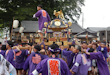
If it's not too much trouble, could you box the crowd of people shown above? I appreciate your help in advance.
[0,39,110,75]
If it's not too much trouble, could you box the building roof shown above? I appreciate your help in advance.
[13,21,84,33]
[13,21,39,33]
[75,29,97,38]
[71,23,84,33]
[87,27,106,32]
[76,35,95,38]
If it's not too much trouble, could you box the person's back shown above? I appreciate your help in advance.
[33,5,51,31]
[33,5,51,42]
[15,49,29,70]
[36,58,71,75]
[5,41,15,67]
[5,49,15,67]
[29,52,46,75]
[31,43,71,75]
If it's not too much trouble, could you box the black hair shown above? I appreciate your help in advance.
[1,45,6,50]
[0,42,2,44]
[28,42,33,46]
[21,43,28,47]
[37,5,43,8]
[34,45,41,51]
[69,44,75,48]
[7,41,13,47]
[49,43,59,54]
[88,48,94,52]
[82,41,88,44]
[50,43,59,50]
[62,42,64,45]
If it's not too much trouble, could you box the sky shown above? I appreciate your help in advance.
[78,0,110,28]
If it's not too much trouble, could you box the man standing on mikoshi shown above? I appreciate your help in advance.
[33,5,51,42]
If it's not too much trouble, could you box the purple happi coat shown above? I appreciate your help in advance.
[90,52,110,75]
[63,50,78,69]
[15,50,29,69]
[33,58,71,75]
[97,46,108,59]
[24,52,48,75]
[5,49,16,67]
[71,54,91,75]
[23,55,30,71]
[0,50,5,57]
[33,9,51,30]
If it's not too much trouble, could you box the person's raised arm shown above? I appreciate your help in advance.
[33,11,41,18]
[83,49,102,60]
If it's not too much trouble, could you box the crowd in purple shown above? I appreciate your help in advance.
[0,40,110,75]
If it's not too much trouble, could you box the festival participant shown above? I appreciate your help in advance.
[70,45,91,75]
[83,48,110,75]
[82,41,90,52]
[60,45,67,62]
[14,45,31,75]
[82,41,92,74]
[62,44,77,69]
[22,45,47,75]
[33,5,51,42]
[31,43,71,75]
[5,41,16,67]
[97,41,108,59]
[0,54,17,75]
[22,44,37,75]
[0,45,6,57]
[91,43,98,75]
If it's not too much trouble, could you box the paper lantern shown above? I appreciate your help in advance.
[13,20,19,28]
[19,27,24,33]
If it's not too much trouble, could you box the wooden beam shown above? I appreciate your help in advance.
[10,17,14,41]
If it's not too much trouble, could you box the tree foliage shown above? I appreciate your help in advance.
[0,0,85,28]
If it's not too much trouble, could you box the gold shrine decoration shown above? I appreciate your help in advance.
[44,22,48,27]
[53,10,65,20]
[68,22,72,27]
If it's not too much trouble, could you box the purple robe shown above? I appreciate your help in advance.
[97,46,108,59]
[86,48,90,52]
[24,52,47,75]
[63,50,77,68]
[33,9,51,30]
[23,56,30,71]
[90,52,110,75]
[71,54,90,75]
[0,50,5,57]
[5,49,16,67]
[14,50,28,69]
[33,58,71,75]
